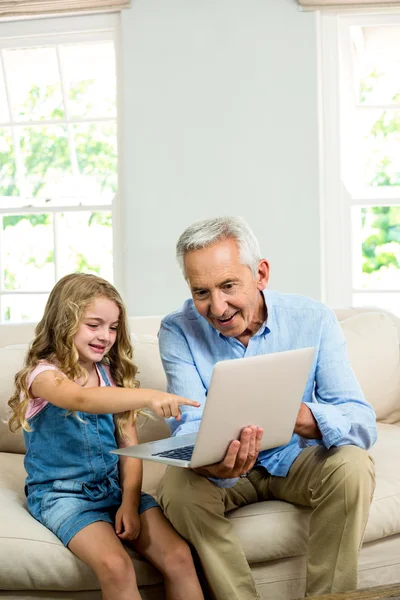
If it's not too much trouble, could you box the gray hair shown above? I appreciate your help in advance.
[176,216,261,278]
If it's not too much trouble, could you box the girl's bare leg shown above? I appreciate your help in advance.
[132,507,204,600]
[68,521,141,600]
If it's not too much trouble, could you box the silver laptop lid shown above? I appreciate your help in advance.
[190,347,315,468]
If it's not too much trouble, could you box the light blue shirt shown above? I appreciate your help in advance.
[158,290,377,487]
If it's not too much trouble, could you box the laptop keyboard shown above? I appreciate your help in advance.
[151,445,195,461]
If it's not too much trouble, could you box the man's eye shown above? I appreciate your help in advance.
[223,283,234,290]
[195,291,208,298]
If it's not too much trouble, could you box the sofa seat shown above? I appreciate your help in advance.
[0,453,164,593]
[1,422,399,594]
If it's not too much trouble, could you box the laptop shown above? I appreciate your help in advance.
[112,347,315,469]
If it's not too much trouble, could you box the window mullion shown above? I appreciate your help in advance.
[56,45,79,177]
[0,216,3,323]
[0,205,112,214]
[53,212,61,282]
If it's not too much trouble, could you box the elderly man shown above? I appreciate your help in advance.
[157,216,376,600]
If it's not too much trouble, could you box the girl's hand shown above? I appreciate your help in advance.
[115,502,141,541]
[147,392,200,420]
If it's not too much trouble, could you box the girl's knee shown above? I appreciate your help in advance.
[97,551,136,587]
[160,539,195,577]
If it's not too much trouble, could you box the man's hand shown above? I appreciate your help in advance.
[294,403,322,439]
[115,501,141,541]
[193,425,263,479]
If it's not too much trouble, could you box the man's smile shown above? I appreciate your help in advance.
[214,312,239,326]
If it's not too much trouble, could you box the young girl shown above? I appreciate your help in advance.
[8,273,204,600]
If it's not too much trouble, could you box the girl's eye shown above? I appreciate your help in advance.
[110,326,118,332]
[87,323,98,329]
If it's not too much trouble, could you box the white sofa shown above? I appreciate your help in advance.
[0,308,400,600]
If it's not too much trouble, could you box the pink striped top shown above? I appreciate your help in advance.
[25,362,114,419]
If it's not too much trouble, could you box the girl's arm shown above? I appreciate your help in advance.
[114,422,143,541]
[116,422,142,507]
[31,369,200,419]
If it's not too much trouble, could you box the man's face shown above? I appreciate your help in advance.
[184,238,269,338]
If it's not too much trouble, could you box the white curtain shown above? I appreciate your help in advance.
[0,0,130,17]
[299,0,400,7]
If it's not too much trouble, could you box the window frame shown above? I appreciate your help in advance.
[0,12,122,322]
[318,8,400,308]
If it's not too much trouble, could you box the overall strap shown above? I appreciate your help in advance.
[97,363,112,387]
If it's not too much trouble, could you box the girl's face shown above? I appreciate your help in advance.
[74,296,120,367]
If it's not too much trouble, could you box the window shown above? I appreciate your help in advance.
[0,14,119,323]
[319,11,400,316]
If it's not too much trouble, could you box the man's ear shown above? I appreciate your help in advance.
[257,259,270,291]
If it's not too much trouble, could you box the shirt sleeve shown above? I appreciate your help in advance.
[159,318,239,489]
[158,317,207,436]
[25,363,59,419]
[304,310,377,450]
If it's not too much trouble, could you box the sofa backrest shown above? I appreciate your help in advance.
[0,307,399,455]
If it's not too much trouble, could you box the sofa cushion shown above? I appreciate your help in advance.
[340,312,400,423]
[0,348,27,454]
[131,332,167,393]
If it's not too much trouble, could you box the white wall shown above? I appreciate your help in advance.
[119,0,319,316]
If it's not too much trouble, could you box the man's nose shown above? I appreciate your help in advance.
[210,292,228,317]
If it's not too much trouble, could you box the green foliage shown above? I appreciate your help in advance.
[3,214,50,229]
[4,269,17,290]
[361,207,400,274]
[89,212,112,226]
[0,129,18,197]
[18,83,64,121]
[75,252,101,274]
[359,67,382,104]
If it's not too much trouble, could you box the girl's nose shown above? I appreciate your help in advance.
[97,328,110,342]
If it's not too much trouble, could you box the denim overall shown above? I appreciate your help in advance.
[24,362,158,546]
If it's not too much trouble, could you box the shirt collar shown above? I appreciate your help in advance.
[255,289,272,337]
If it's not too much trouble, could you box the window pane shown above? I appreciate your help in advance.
[19,125,72,198]
[56,211,113,281]
[0,61,10,123]
[355,110,400,188]
[1,294,48,323]
[353,206,400,290]
[73,122,117,197]
[2,214,55,291]
[0,127,19,196]
[352,292,400,317]
[352,25,400,106]
[3,47,64,122]
[61,42,116,119]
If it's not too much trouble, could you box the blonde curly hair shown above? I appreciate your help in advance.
[8,273,139,437]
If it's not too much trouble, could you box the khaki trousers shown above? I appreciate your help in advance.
[157,445,375,600]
